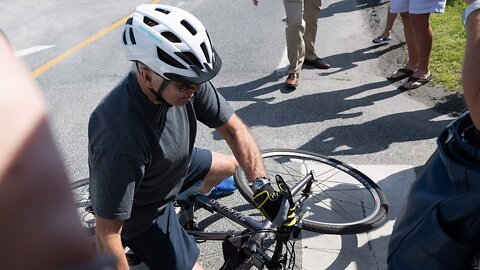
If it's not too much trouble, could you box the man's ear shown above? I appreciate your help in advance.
[140,69,155,88]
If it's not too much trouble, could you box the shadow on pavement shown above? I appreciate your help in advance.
[313,43,404,76]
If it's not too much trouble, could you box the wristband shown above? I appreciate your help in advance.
[252,177,269,192]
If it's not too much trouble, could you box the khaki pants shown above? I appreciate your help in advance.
[283,0,322,74]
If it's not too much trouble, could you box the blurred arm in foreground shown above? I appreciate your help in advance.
[463,0,480,132]
[0,33,112,269]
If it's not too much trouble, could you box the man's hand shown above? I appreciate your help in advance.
[252,180,296,227]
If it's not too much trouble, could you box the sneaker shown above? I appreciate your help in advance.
[208,176,237,199]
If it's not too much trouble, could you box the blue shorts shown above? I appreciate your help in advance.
[122,148,212,270]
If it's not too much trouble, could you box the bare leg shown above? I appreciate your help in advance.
[409,13,432,77]
[400,12,419,70]
[199,152,238,194]
[399,13,433,89]
[193,262,205,270]
[374,7,397,43]
[381,9,397,37]
[387,12,418,79]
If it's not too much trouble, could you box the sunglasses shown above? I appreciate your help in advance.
[169,81,194,92]
[135,63,195,92]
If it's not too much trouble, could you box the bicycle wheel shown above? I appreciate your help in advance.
[234,149,388,234]
[71,179,96,237]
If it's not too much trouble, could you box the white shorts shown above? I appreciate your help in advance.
[390,0,446,14]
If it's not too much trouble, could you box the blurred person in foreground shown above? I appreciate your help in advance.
[0,31,113,269]
[387,1,480,268]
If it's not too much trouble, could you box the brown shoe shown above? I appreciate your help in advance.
[285,73,299,88]
[305,58,331,69]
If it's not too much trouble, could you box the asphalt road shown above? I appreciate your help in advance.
[1,0,457,269]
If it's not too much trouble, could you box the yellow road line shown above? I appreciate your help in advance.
[32,0,161,78]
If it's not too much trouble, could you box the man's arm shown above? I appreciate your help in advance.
[463,1,480,130]
[96,216,130,270]
[215,114,266,182]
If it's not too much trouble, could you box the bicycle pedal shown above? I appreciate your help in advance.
[183,220,202,231]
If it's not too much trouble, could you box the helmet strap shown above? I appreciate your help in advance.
[151,79,172,107]
[136,62,173,107]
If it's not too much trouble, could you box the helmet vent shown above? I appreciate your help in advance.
[129,28,136,45]
[122,30,128,45]
[180,20,197,35]
[161,31,181,43]
[157,47,186,69]
[177,52,202,69]
[205,31,213,53]
[200,42,210,63]
[155,8,170,14]
[143,16,159,27]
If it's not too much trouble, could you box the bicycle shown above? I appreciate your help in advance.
[72,149,388,269]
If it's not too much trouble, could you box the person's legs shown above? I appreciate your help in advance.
[401,12,420,71]
[199,151,238,194]
[399,0,446,88]
[193,262,205,270]
[303,0,321,61]
[383,10,397,36]
[373,8,397,43]
[387,12,419,80]
[409,13,432,78]
[175,148,238,200]
[399,13,432,89]
[123,203,201,270]
[283,0,305,74]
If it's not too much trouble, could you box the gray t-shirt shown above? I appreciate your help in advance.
[88,72,234,239]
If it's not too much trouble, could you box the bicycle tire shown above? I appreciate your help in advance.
[71,178,96,237]
[234,149,388,235]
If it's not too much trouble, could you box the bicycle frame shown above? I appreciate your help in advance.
[187,194,272,240]
[184,171,315,269]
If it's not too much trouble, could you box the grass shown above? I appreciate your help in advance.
[430,0,467,91]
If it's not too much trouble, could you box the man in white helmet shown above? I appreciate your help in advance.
[88,5,294,270]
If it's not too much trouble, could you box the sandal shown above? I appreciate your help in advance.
[372,36,392,44]
[398,74,432,91]
[387,68,415,81]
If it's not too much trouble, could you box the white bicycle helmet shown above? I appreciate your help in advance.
[122,4,221,84]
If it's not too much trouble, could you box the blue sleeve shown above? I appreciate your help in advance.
[193,81,234,128]
[88,147,145,220]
